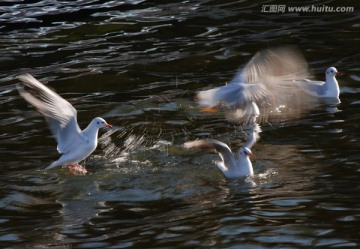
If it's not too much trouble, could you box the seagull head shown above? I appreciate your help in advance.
[326,67,343,77]
[93,117,112,129]
[239,147,255,158]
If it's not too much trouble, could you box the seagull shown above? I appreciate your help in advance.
[17,73,112,172]
[196,46,318,124]
[294,67,343,103]
[183,126,260,179]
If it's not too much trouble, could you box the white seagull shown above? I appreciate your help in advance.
[294,66,343,103]
[183,126,260,179]
[196,46,318,124]
[17,73,112,172]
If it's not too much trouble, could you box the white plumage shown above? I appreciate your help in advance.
[294,66,342,103]
[183,125,261,179]
[17,74,112,171]
[197,46,319,124]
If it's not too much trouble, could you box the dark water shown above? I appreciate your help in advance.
[0,0,359,248]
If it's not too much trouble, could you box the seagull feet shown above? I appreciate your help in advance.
[66,164,88,175]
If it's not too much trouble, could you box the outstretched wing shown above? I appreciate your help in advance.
[183,139,236,167]
[197,46,319,124]
[197,83,269,110]
[243,124,261,149]
[293,79,326,97]
[241,46,310,84]
[17,74,86,154]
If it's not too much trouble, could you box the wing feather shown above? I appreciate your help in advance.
[241,46,310,84]
[197,46,319,124]
[197,83,269,109]
[243,124,261,149]
[17,74,86,154]
[183,139,236,167]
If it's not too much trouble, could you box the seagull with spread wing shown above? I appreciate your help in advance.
[197,46,318,124]
[17,74,112,173]
[294,66,343,104]
[183,125,260,179]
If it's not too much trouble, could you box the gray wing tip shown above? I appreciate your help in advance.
[17,73,35,82]
[17,73,44,92]
[17,73,50,90]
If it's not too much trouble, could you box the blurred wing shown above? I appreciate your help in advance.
[183,139,236,166]
[241,46,310,84]
[17,73,86,154]
[197,83,268,124]
[243,124,261,149]
[197,83,269,109]
[229,69,245,84]
[251,80,318,124]
[229,47,318,123]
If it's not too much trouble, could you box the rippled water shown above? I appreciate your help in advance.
[0,0,359,248]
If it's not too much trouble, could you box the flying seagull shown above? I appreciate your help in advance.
[196,46,319,124]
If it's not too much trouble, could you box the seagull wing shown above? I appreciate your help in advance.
[197,83,269,109]
[184,139,236,167]
[196,47,319,124]
[240,46,316,106]
[17,74,86,154]
[243,124,261,149]
[197,83,268,124]
[241,46,310,84]
[293,79,326,97]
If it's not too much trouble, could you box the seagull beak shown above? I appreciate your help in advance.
[249,152,256,158]
[200,107,219,113]
[105,123,112,129]
[336,71,343,75]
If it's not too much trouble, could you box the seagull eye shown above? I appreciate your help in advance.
[330,70,334,73]
[97,121,100,125]
[102,121,104,124]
